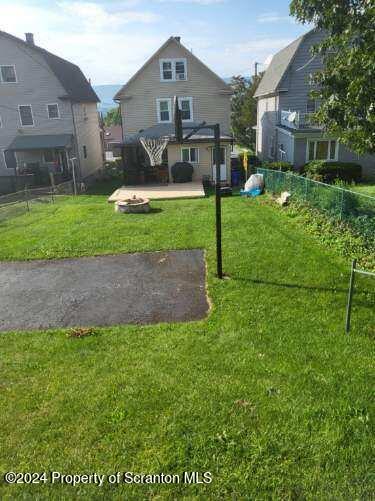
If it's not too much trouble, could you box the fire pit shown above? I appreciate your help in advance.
[115,195,151,214]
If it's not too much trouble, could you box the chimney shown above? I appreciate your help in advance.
[174,36,181,43]
[25,33,34,45]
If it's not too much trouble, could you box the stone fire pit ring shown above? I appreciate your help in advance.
[115,196,151,214]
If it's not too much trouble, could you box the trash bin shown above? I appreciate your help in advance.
[231,170,240,186]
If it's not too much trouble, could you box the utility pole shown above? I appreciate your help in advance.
[254,62,260,77]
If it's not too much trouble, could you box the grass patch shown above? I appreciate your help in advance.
[0,190,374,499]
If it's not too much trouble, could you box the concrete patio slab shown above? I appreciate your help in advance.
[108,182,205,202]
[0,250,209,332]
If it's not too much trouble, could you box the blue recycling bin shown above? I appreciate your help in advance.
[231,170,240,186]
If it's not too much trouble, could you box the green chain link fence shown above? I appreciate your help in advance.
[257,168,375,245]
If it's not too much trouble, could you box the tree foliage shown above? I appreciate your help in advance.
[290,0,375,154]
[104,107,121,127]
[230,75,261,149]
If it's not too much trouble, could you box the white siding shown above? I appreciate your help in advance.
[0,35,74,174]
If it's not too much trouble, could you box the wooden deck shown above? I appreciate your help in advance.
[108,182,205,202]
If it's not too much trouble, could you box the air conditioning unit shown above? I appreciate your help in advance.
[177,73,186,81]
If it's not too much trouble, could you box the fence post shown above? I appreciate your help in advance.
[340,189,344,220]
[345,259,356,334]
[24,185,30,212]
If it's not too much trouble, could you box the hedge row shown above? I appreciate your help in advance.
[302,161,362,183]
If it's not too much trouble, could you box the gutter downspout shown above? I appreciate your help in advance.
[115,99,126,184]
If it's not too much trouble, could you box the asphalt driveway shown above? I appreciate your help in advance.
[0,250,209,332]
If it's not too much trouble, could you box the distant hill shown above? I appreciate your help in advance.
[93,85,122,115]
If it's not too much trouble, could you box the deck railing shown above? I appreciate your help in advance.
[280,110,321,129]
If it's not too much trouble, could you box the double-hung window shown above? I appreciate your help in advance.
[0,65,17,83]
[178,97,193,122]
[19,105,34,126]
[307,139,338,162]
[181,147,199,163]
[157,98,172,123]
[306,99,316,113]
[47,103,60,119]
[160,59,187,81]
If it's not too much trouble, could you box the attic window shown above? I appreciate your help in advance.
[160,59,187,82]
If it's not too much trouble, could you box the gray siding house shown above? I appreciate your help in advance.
[115,36,233,183]
[254,29,374,179]
[0,30,103,191]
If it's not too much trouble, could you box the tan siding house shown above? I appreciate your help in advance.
[115,36,233,183]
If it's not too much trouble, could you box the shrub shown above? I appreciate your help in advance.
[303,161,362,183]
[171,162,194,183]
[264,161,293,172]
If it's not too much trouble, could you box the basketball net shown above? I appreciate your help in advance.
[140,137,169,167]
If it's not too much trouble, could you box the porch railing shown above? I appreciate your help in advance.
[280,110,322,130]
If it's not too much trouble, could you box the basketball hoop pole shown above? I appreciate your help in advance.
[214,124,223,279]
[182,122,223,279]
[175,96,223,279]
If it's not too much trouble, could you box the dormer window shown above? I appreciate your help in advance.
[160,59,187,82]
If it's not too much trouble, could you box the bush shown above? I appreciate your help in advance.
[264,161,293,172]
[171,162,194,183]
[303,161,362,183]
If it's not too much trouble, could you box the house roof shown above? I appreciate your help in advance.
[254,31,313,98]
[123,123,232,145]
[7,134,73,151]
[0,30,99,103]
[114,36,232,100]
[104,125,123,143]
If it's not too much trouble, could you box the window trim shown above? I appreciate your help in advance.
[3,149,17,169]
[178,96,193,122]
[306,98,317,114]
[181,147,199,164]
[159,58,187,82]
[47,103,60,119]
[306,139,338,162]
[0,64,17,84]
[18,104,34,127]
[156,98,172,123]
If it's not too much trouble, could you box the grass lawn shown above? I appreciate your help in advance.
[350,182,375,197]
[0,184,374,499]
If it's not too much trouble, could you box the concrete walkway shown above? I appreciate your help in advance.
[0,250,209,332]
[108,182,205,202]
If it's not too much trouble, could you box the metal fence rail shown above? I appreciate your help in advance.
[257,168,375,221]
[0,180,74,222]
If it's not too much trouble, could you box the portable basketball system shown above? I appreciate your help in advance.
[173,96,224,279]
[137,97,224,278]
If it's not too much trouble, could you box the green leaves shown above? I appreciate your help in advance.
[290,0,375,154]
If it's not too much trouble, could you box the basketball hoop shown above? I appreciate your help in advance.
[140,136,169,166]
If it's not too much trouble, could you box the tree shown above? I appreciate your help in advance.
[290,0,375,154]
[230,75,261,149]
[104,107,121,127]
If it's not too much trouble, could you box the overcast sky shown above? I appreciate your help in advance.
[0,0,310,85]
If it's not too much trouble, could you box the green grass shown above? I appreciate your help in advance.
[350,182,375,197]
[0,186,374,499]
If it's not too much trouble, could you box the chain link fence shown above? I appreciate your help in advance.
[0,180,74,223]
[257,168,375,248]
